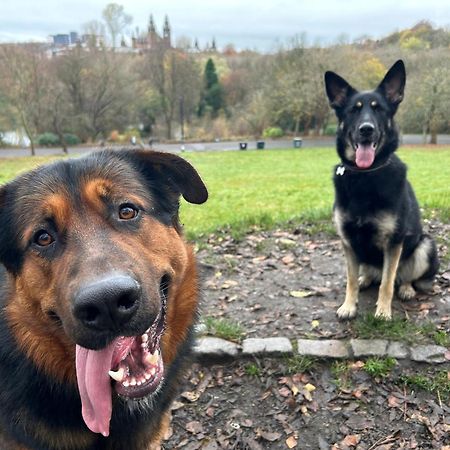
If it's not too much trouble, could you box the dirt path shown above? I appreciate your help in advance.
[165,221,449,449]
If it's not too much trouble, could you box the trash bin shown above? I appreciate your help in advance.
[256,141,265,150]
[239,142,248,150]
[293,137,303,148]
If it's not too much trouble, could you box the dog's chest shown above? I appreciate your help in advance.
[334,208,397,249]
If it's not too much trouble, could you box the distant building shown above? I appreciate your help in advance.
[69,32,79,44]
[132,14,172,51]
[52,34,70,46]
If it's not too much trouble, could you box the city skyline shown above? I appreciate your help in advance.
[1,0,449,51]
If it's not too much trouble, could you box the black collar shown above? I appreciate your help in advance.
[336,156,392,175]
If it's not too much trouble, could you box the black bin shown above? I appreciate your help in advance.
[293,137,303,148]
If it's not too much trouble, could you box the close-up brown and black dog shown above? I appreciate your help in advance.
[0,149,208,449]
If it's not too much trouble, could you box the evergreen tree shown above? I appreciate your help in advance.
[198,58,224,117]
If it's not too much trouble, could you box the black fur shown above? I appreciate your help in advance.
[325,60,438,319]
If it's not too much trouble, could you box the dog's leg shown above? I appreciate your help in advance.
[358,264,374,289]
[148,410,172,450]
[398,283,416,301]
[375,244,402,319]
[337,245,359,319]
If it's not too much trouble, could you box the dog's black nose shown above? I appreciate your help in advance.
[359,122,375,137]
[73,275,141,331]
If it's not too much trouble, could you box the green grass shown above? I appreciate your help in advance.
[352,314,440,344]
[285,355,316,374]
[363,356,397,378]
[203,317,244,342]
[400,371,450,401]
[433,330,450,347]
[245,363,262,377]
[1,147,449,240]
[331,361,352,390]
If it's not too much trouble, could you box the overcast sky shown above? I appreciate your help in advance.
[1,0,449,50]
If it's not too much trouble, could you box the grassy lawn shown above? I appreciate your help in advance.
[0,147,449,238]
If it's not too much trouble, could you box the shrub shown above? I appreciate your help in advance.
[122,128,141,143]
[263,127,284,138]
[324,124,338,136]
[63,134,81,146]
[109,130,120,142]
[37,133,60,146]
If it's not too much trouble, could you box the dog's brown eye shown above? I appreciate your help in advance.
[371,100,378,108]
[356,101,363,108]
[34,231,54,247]
[119,204,138,220]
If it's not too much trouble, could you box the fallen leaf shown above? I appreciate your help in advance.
[388,395,400,408]
[170,400,185,411]
[185,420,203,434]
[181,391,200,402]
[286,436,298,448]
[282,254,295,265]
[278,387,291,398]
[221,280,238,289]
[290,290,313,298]
[304,383,316,392]
[311,320,320,329]
[341,434,361,447]
[291,385,299,396]
[256,429,282,442]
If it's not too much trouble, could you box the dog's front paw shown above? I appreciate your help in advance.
[398,284,416,301]
[374,305,392,320]
[337,303,357,320]
[358,275,372,290]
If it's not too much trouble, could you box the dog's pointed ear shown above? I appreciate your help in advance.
[324,71,356,110]
[122,150,208,205]
[377,60,406,108]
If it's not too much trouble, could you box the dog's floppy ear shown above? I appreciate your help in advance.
[122,150,208,205]
[324,71,356,110]
[377,60,406,109]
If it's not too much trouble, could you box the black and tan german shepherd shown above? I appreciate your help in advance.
[324,60,438,320]
[0,150,207,449]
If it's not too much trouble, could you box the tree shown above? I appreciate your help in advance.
[0,44,48,155]
[144,46,201,139]
[102,3,132,48]
[401,62,450,144]
[198,58,224,117]
[56,46,137,141]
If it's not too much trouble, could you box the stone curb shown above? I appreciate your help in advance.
[194,336,449,364]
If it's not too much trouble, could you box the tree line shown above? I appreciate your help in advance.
[0,13,449,154]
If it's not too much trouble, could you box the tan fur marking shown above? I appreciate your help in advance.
[375,243,403,319]
[397,238,432,283]
[373,212,397,249]
[82,178,113,212]
[6,271,77,383]
[337,244,359,319]
[22,194,72,245]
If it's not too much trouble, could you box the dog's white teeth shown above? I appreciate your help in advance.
[122,380,130,387]
[108,368,125,382]
[144,350,159,366]
[142,333,148,343]
[130,377,137,386]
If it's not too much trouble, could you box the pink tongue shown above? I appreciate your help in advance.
[75,341,118,437]
[355,143,375,168]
